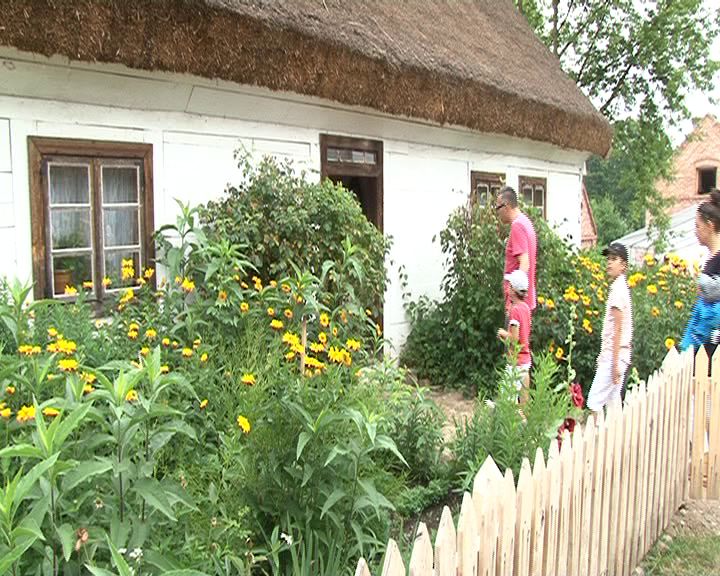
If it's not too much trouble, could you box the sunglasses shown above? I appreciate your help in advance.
[494,203,507,211]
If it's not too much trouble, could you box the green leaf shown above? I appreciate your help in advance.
[0,444,43,459]
[106,535,133,576]
[163,571,213,576]
[373,434,408,467]
[15,453,59,508]
[0,534,39,574]
[12,517,45,543]
[56,523,75,562]
[54,403,92,449]
[85,567,117,576]
[62,459,113,493]
[320,488,345,519]
[296,431,312,461]
[133,478,176,521]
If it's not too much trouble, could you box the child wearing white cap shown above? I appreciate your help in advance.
[497,269,532,403]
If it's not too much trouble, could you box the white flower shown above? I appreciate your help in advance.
[128,547,143,561]
[280,532,293,546]
[118,547,127,555]
[484,399,496,409]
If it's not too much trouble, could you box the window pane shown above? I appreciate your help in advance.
[522,185,533,204]
[51,209,92,249]
[104,208,139,247]
[103,166,139,204]
[52,253,93,295]
[364,151,377,165]
[104,250,140,286]
[533,186,544,206]
[476,183,489,206]
[49,165,90,204]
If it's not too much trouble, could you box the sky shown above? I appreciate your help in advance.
[671,0,720,145]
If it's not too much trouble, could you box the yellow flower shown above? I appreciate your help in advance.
[83,384,95,395]
[5,385,16,395]
[346,338,361,352]
[129,322,139,331]
[267,307,275,317]
[282,331,300,346]
[0,407,11,419]
[127,329,139,340]
[102,277,112,288]
[241,373,256,386]
[651,306,660,317]
[285,350,296,361]
[537,296,545,305]
[47,327,58,338]
[332,327,339,337]
[162,337,170,347]
[200,353,209,363]
[644,254,656,267]
[193,338,202,349]
[63,285,78,296]
[665,338,676,350]
[296,295,303,304]
[182,348,193,358]
[647,284,658,295]
[546,299,555,310]
[318,332,327,344]
[674,301,684,310]
[42,407,60,418]
[199,399,208,409]
[126,390,139,402]
[175,276,182,285]
[241,281,249,289]
[240,302,249,313]
[284,309,293,319]
[172,340,179,349]
[145,328,157,339]
[121,261,135,280]
[582,318,593,334]
[320,313,330,327]
[144,267,155,279]
[82,281,93,289]
[218,290,228,302]
[181,278,195,293]
[555,347,564,360]
[270,280,278,288]
[237,415,251,434]
[81,372,96,384]
[56,339,77,355]
[310,342,325,353]
[16,405,35,424]
[140,347,150,357]
[58,358,79,372]
[365,308,373,316]
[160,365,170,374]
[281,283,292,293]
[270,319,284,330]
[18,344,42,356]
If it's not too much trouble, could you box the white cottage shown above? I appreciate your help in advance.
[0,0,611,348]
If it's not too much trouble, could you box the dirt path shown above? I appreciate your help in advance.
[423,386,476,444]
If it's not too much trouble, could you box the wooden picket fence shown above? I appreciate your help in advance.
[355,346,720,576]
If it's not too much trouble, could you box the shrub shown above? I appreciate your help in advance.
[199,154,389,313]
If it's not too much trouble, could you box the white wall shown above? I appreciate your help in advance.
[0,48,588,351]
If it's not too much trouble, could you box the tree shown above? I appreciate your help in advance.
[516,1,720,245]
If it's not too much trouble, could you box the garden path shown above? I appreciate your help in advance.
[423,384,475,444]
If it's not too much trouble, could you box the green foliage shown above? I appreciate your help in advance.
[450,353,574,489]
[199,153,388,313]
[589,195,631,247]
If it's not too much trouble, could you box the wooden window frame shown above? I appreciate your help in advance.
[518,176,547,218]
[320,134,384,230]
[28,137,155,301]
[470,171,505,207]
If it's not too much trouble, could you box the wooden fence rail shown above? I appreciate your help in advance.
[356,347,720,576]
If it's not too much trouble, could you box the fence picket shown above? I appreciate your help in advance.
[631,381,648,567]
[381,539,405,576]
[569,425,586,576]
[681,351,693,502]
[616,388,635,576]
[474,456,503,576]
[498,469,516,576]
[656,363,670,538]
[579,418,596,576]
[409,522,433,576]
[607,398,624,576]
[544,439,560,575]
[692,347,710,498]
[599,401,618,573]
[623,387,640,575]
[530,448,547,576]
[458,491,479,576]
[664,355,680,528]
[556,430,573,576]
[355,558,371,576]
[709,349,720,498]
[515,458,533,576]
[645,372,660,550]
[434,506,457,576]
[589,410,606,576]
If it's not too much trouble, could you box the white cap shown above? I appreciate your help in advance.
[504,269,529,292]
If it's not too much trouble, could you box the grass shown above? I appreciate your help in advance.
[642,534,720,575]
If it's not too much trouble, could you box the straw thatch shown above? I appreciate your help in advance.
[0,0,612,155]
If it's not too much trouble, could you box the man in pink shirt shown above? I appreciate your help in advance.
[495,186,537,314]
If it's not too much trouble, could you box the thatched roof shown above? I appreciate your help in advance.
[0,0,612,155]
